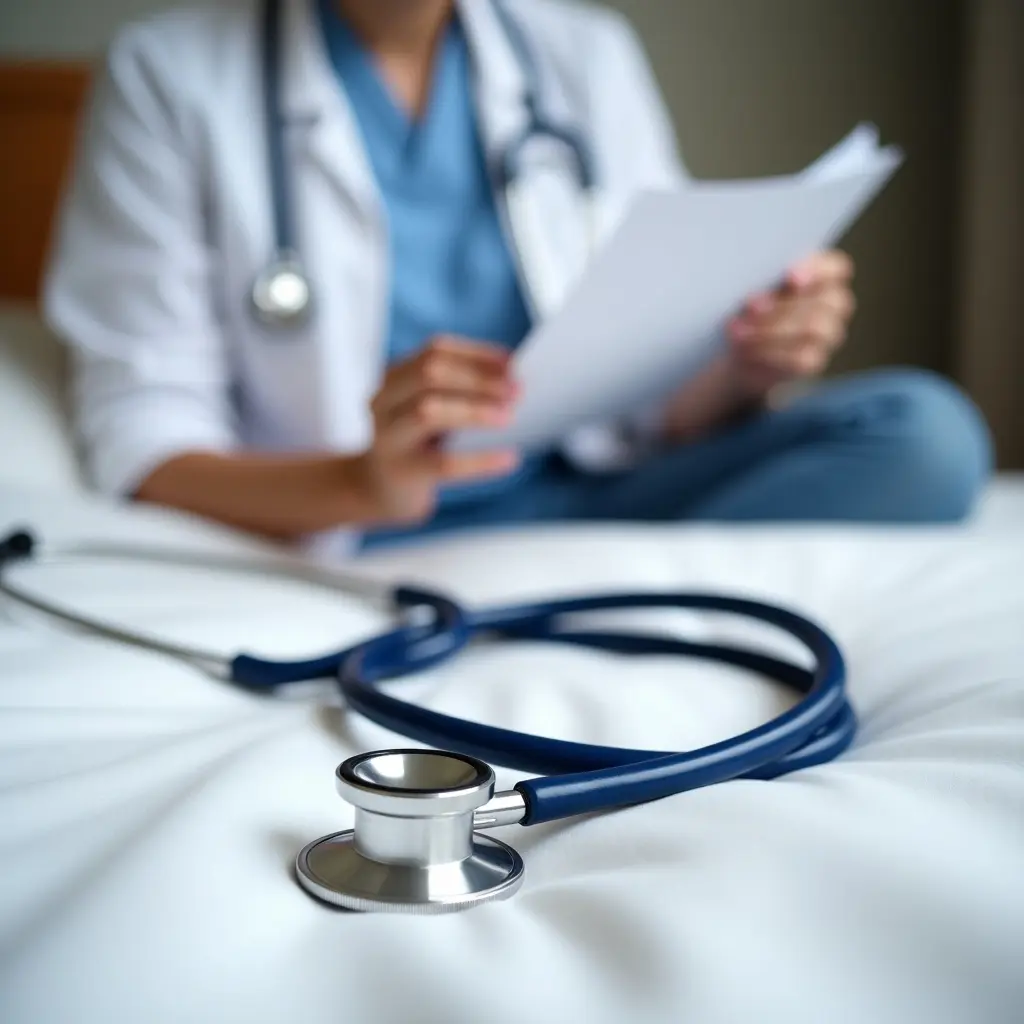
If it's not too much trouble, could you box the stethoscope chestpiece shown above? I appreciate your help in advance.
[295,749,525,914]
[250,251,313,329]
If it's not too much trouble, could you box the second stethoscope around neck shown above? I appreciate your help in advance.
[250,0,598,329]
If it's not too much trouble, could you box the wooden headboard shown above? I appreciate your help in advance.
[0,61,92,304]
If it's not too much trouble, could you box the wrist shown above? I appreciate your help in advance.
[333,452,387,526]
[661,352,767,442]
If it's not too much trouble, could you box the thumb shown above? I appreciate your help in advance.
[785,257,819,293]
[787,250,854,292]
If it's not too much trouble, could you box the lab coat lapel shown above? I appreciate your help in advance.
[272,0,388,451]
[279,0,380,223]
[457,0,590,321]
[456,0,527,154]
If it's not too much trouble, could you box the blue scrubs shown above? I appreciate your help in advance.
[318,7,991,547]
[317,3,538,516]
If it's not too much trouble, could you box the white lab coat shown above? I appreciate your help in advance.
[45,0,685,554]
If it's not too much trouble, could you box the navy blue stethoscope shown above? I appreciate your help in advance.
[1,527,855,912]
[250,0,598,328]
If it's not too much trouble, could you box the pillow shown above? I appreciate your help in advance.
[0,302,82,492]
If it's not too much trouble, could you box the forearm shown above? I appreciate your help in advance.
[133,451,379,540]
[659,353,766,442]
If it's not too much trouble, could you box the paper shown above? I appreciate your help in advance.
[801,122,886,181]
[452,124,903,456]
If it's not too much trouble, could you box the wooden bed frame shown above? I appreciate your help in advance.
[0,61,92,304]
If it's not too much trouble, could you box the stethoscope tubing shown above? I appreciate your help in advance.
[1,527,856,827]
[487,0,596,192]
[338,592,853,824]
[0,529,460,681]
[254,0,598,327]
[262,0,289,253]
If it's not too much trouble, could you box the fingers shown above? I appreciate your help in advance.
[384,391,514,452]
[744,337,831,376]
[786,249,855,291]
[729,283,854,377]
[373,336,514,422]
[731,287,853,346]
[363,336,522,520]
[434,449,522,483]
[728,250,855,382]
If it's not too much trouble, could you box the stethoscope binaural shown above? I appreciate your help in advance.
[1,528,856,913]
[250,0,597,329]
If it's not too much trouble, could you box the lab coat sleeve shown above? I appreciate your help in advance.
[44,23,237,498]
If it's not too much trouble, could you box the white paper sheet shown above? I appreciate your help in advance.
[801,122,885,182]
[452,125,903,455]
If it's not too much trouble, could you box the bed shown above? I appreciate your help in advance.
[2,62,1024,1024]
[2,298,1023,1024]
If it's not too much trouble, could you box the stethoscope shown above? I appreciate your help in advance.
[249,0,598,329]
[1,527,856,913]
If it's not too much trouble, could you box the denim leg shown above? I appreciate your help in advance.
[577,369,993,524]
[360,368,993,550]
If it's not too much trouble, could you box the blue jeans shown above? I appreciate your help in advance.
[361,369,992,549]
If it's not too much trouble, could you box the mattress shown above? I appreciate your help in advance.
[1,481,1022,1024]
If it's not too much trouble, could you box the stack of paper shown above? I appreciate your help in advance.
[454,123,903,455]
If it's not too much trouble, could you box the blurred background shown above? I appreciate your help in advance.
[0,0,1020,465]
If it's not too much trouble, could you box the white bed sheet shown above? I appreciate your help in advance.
[0,482,1022,1024]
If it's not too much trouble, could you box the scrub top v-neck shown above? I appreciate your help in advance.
[316,1,540,514]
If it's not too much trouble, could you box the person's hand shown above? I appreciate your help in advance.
[726,250,856,395]
[355,336,520,525]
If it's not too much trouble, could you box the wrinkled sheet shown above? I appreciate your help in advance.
[0,483,1022,1024]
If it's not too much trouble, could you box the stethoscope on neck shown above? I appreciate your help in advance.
[1,528,856,913]
[250,0,313,328]
[249,0,597,329]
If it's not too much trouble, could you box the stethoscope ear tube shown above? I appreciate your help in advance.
[0,527,471,690]
[230,586,471,689]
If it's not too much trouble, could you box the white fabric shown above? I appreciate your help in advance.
[0,479,1022,1024]
[0,306,80,492]
[974,473,1024,531]
[4,282,1024,1020]
[42,0,685,555]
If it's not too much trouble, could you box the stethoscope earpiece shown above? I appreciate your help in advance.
[0,529,35,566]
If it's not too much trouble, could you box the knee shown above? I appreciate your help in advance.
[848,368,993,522]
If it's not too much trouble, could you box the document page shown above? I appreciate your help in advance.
[452,125,903,455]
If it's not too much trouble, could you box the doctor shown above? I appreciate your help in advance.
[45,0,991,555]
